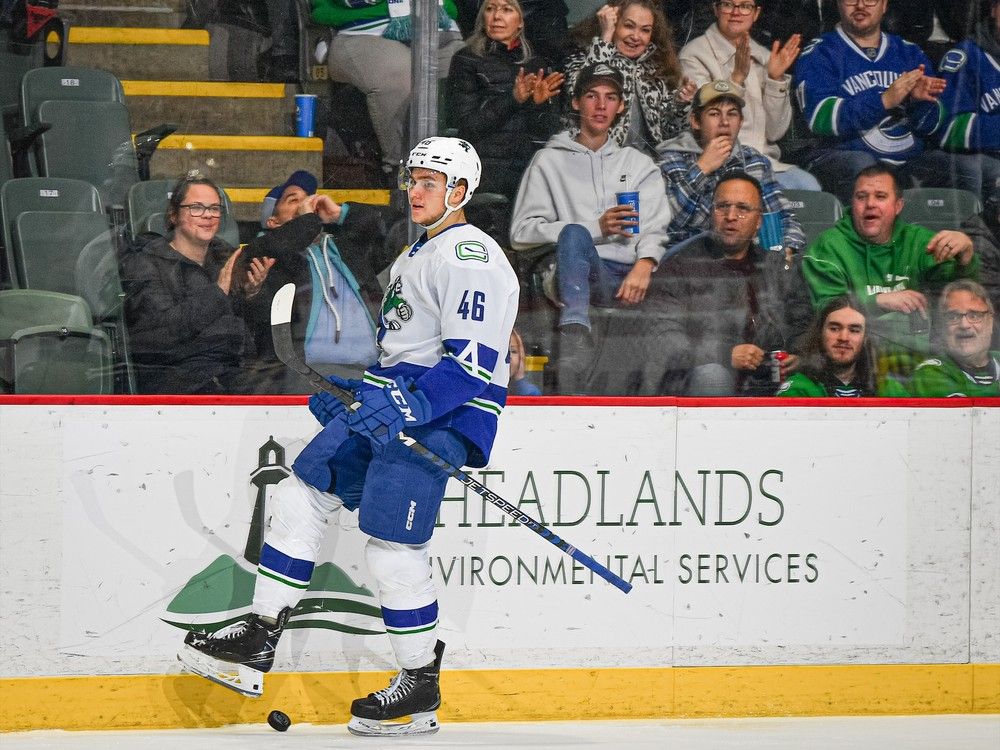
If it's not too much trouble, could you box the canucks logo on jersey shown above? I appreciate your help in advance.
[377,276,412,348]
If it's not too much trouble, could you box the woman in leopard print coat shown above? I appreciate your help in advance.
[563,0,696,156]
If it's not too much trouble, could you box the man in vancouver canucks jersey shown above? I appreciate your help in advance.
[911,280,999,396]
[793,0,983,203]
[936,0,1000,190]
[178,137,520,736]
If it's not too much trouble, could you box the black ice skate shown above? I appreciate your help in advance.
[347,640,446,737]
[176,607,291,698]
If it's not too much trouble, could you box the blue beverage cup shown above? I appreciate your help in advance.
[615,191,640,234]
[295,94,318,138]
[757,211,783,251]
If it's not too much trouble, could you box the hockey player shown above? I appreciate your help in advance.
[178,136,520,736]
[792,0,983,203]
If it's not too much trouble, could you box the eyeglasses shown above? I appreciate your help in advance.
[841,0,880,7]
[715,1,758,14]
[943,310,992,325]
[179,203,223,217]
[712,201,761,218]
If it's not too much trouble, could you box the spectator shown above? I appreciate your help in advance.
[509,63,673,394]
[507,328,542,395]
[245,170,379,389]
[456,0,572,67]
[776,294,907,395]
[959,187,1000,314]
[312,0,465,181]
[936,0,1000,192]
[803,164,980,360]
[793,0,985,203]
[655,171,812,396]
[446,0,563,198]
[911,280,999,395]
[657,80,806,251]
[563,1,697,156]
[120,175,278,394]
[679,1,819,190]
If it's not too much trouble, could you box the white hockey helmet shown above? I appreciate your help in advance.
[402,136,481,229]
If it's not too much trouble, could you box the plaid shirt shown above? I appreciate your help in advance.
[658,143,806,250]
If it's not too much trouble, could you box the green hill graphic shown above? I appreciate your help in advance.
[163,554,384,636]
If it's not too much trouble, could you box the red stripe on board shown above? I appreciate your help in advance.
[1,396,999,408]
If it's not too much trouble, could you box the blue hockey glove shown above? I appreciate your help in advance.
[346,376,432,446]
[308,375,363,427]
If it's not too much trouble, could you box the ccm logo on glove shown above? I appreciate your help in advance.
[389,385,420,423]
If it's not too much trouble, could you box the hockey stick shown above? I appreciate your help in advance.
[270,283,632,594]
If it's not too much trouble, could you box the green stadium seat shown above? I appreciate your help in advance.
[900,188,982,233]
[782,189,843,247]
[1,177,104,288]
[12,210,135,392]
[0,288,112,394]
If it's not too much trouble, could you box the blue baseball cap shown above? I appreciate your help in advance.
[260,170,318,227]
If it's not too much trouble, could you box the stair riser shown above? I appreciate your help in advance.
[60,9,187,29]
[67,42,209,81]
[150,149,323,190]
[127,96,294,135]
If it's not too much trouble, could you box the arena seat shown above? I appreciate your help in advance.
[19,66,175,204]
[1,177,104,289]
[0,288,113,394]
[12,210,135,391]
[900,187,982,232]
[782,189,843,247]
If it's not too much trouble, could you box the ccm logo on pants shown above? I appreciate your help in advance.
[405,500,417,531]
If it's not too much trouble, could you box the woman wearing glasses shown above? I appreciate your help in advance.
[562,0,696,156]
[120,174,278,394]
[679,0,820,190]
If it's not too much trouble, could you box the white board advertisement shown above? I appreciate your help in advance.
[0,403,986,677]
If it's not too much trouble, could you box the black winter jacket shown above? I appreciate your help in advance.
[652,233,813,392]
[446,41,559,177]
[120,234,254,393]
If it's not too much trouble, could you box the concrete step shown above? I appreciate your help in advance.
[123,80,295,135]
[59,2,187,29]
[149,133,324,190]
[66,26,210,81]
[225,187,390,223]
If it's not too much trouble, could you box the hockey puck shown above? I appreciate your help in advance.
[267,710,291,732]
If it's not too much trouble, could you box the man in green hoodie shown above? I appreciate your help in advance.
[802,164,979,360]
[911,280,999,396]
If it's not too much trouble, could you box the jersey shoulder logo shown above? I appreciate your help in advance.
[939,49,967,74]
[800,37,822,58]
[455,241,489,263]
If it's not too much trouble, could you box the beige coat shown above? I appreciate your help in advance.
[679,23,793,171]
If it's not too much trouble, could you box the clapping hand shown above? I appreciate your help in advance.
[767,33,801,80]
[732,34,751,87]
[514,67,539,104]
[532,69,565,104]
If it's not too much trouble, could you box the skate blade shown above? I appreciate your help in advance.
[177,644,264,698]
[347,711,440,737]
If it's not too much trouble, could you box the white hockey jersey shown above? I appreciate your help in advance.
[363,222,519,467]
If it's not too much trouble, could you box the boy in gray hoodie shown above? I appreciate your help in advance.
[509,62,673,392]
